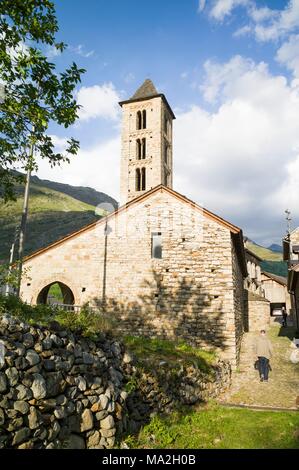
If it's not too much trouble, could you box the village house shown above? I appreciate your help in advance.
[283,228,299,329]
[20,79,249,367]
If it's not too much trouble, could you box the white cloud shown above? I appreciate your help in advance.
[276,34,299,78]
[36,136,120,200]
[123,73,135,84]
[174,55,299,243]
[209,0,249,21]
[70,44,95,58]
[200,0,299,41]
[198,0,206,13]
[46,45,61,59]
[76,83,121,122]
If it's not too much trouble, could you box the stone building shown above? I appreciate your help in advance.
[283,227,299,329]
[261,271,291,315]
[243,247,270,332]
[20,79,248,367]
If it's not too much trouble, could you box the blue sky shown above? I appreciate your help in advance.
[36,0,299,245]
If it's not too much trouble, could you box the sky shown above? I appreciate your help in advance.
[35,0,299,246]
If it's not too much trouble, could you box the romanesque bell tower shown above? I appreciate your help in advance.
[119,79,175,205]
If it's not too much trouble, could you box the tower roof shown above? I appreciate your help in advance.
[130,79,159,100]
[119,78,176,119]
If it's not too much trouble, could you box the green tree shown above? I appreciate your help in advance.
[0,0,85,201]
[0,0,85,295]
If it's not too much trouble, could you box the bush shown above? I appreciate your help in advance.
[0,295,115,338]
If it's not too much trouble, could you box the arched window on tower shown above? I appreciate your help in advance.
[142,138,146,159]
[136,168,141,191]
[136,111,142,130]
[141,167,146,191]
[142,110,146,129]
[136,139,141,160]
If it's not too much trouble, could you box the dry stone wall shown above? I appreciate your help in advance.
[0,314,231,449]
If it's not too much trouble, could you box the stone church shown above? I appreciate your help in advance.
[20,79,248,367]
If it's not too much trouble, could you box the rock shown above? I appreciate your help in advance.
[54,407,66,420]
[80,409,93,432]
[0,372,7,393]
[82,352,94,364]
[5,367,19,386]
[99,394,109,410]
[42,337,52,350]
[87,431,101,448]
[28,407,41,430]
[14,357,27,370]
[49,334,63,347]
[123,352,133,364]
[33,427,47,440]
[18,441,34,449]
[95,410,108,421]
[100,415,114,430]
[12,427,31,446]
[65,434,85,449]
[31,374,47,399]
[46,372,65,397]
[16,384,32,400]
[26,350,40,366]
[0,409,4,426]
[106,436,115,448]
[43,359,55,371]
[75,376,86,391]
[14,401,30,415]
[23,333,34,348]
[100,428,116,438]
[7,417,23,432]
[48,421,60,441]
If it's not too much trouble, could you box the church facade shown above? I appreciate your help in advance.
[20,80,247,367]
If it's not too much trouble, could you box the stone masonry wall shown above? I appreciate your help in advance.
[0,315,231,449]
[120,97,173,205]
[244,291,270,332]
[21,189,244,367]
[231,238,245,366]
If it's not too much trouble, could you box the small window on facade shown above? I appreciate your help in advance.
[142,110,146,129]
[136,139,141,160]
[152,232,162,259]
[137,111,142,130]
[142,138,146,159]
[141,167,146,191]
[136,168,141,191]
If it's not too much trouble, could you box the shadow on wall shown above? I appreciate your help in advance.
[92,270,228,353]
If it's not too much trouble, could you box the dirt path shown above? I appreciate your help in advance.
[219,323,299,409]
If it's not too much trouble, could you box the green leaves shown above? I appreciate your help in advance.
[0,0,85,201]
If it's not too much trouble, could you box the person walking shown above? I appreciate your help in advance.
[254,330,273,382]
[282,307,287,327]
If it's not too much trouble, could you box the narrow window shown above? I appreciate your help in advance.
[137,111,142,130]
[142,110,146,129]
[136,168,141,191]
[164,114,168,134]
[152,232,162,259]
[142,138,146,159]
[141,167,146,191]
[136,139,141,160]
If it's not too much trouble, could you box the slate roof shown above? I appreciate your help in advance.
[130,79,159,100]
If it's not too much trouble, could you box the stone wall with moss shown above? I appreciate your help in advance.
[0,314,231,449]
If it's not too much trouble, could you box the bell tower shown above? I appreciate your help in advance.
[119,79,175,205]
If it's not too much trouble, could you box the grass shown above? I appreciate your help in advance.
[246,242,283,262]
[123,335,216,373]
[0,180,110,262]
[123,403,299,449]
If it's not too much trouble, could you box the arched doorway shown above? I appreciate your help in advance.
[37,281,75,305]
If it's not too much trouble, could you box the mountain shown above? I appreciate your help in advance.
[244,239,287,277]
[267,243,283,253]
[0,175,118,263]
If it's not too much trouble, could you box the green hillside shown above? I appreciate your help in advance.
[0,177,116,262]
[245,241,288,277]
[246,241,282,261]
